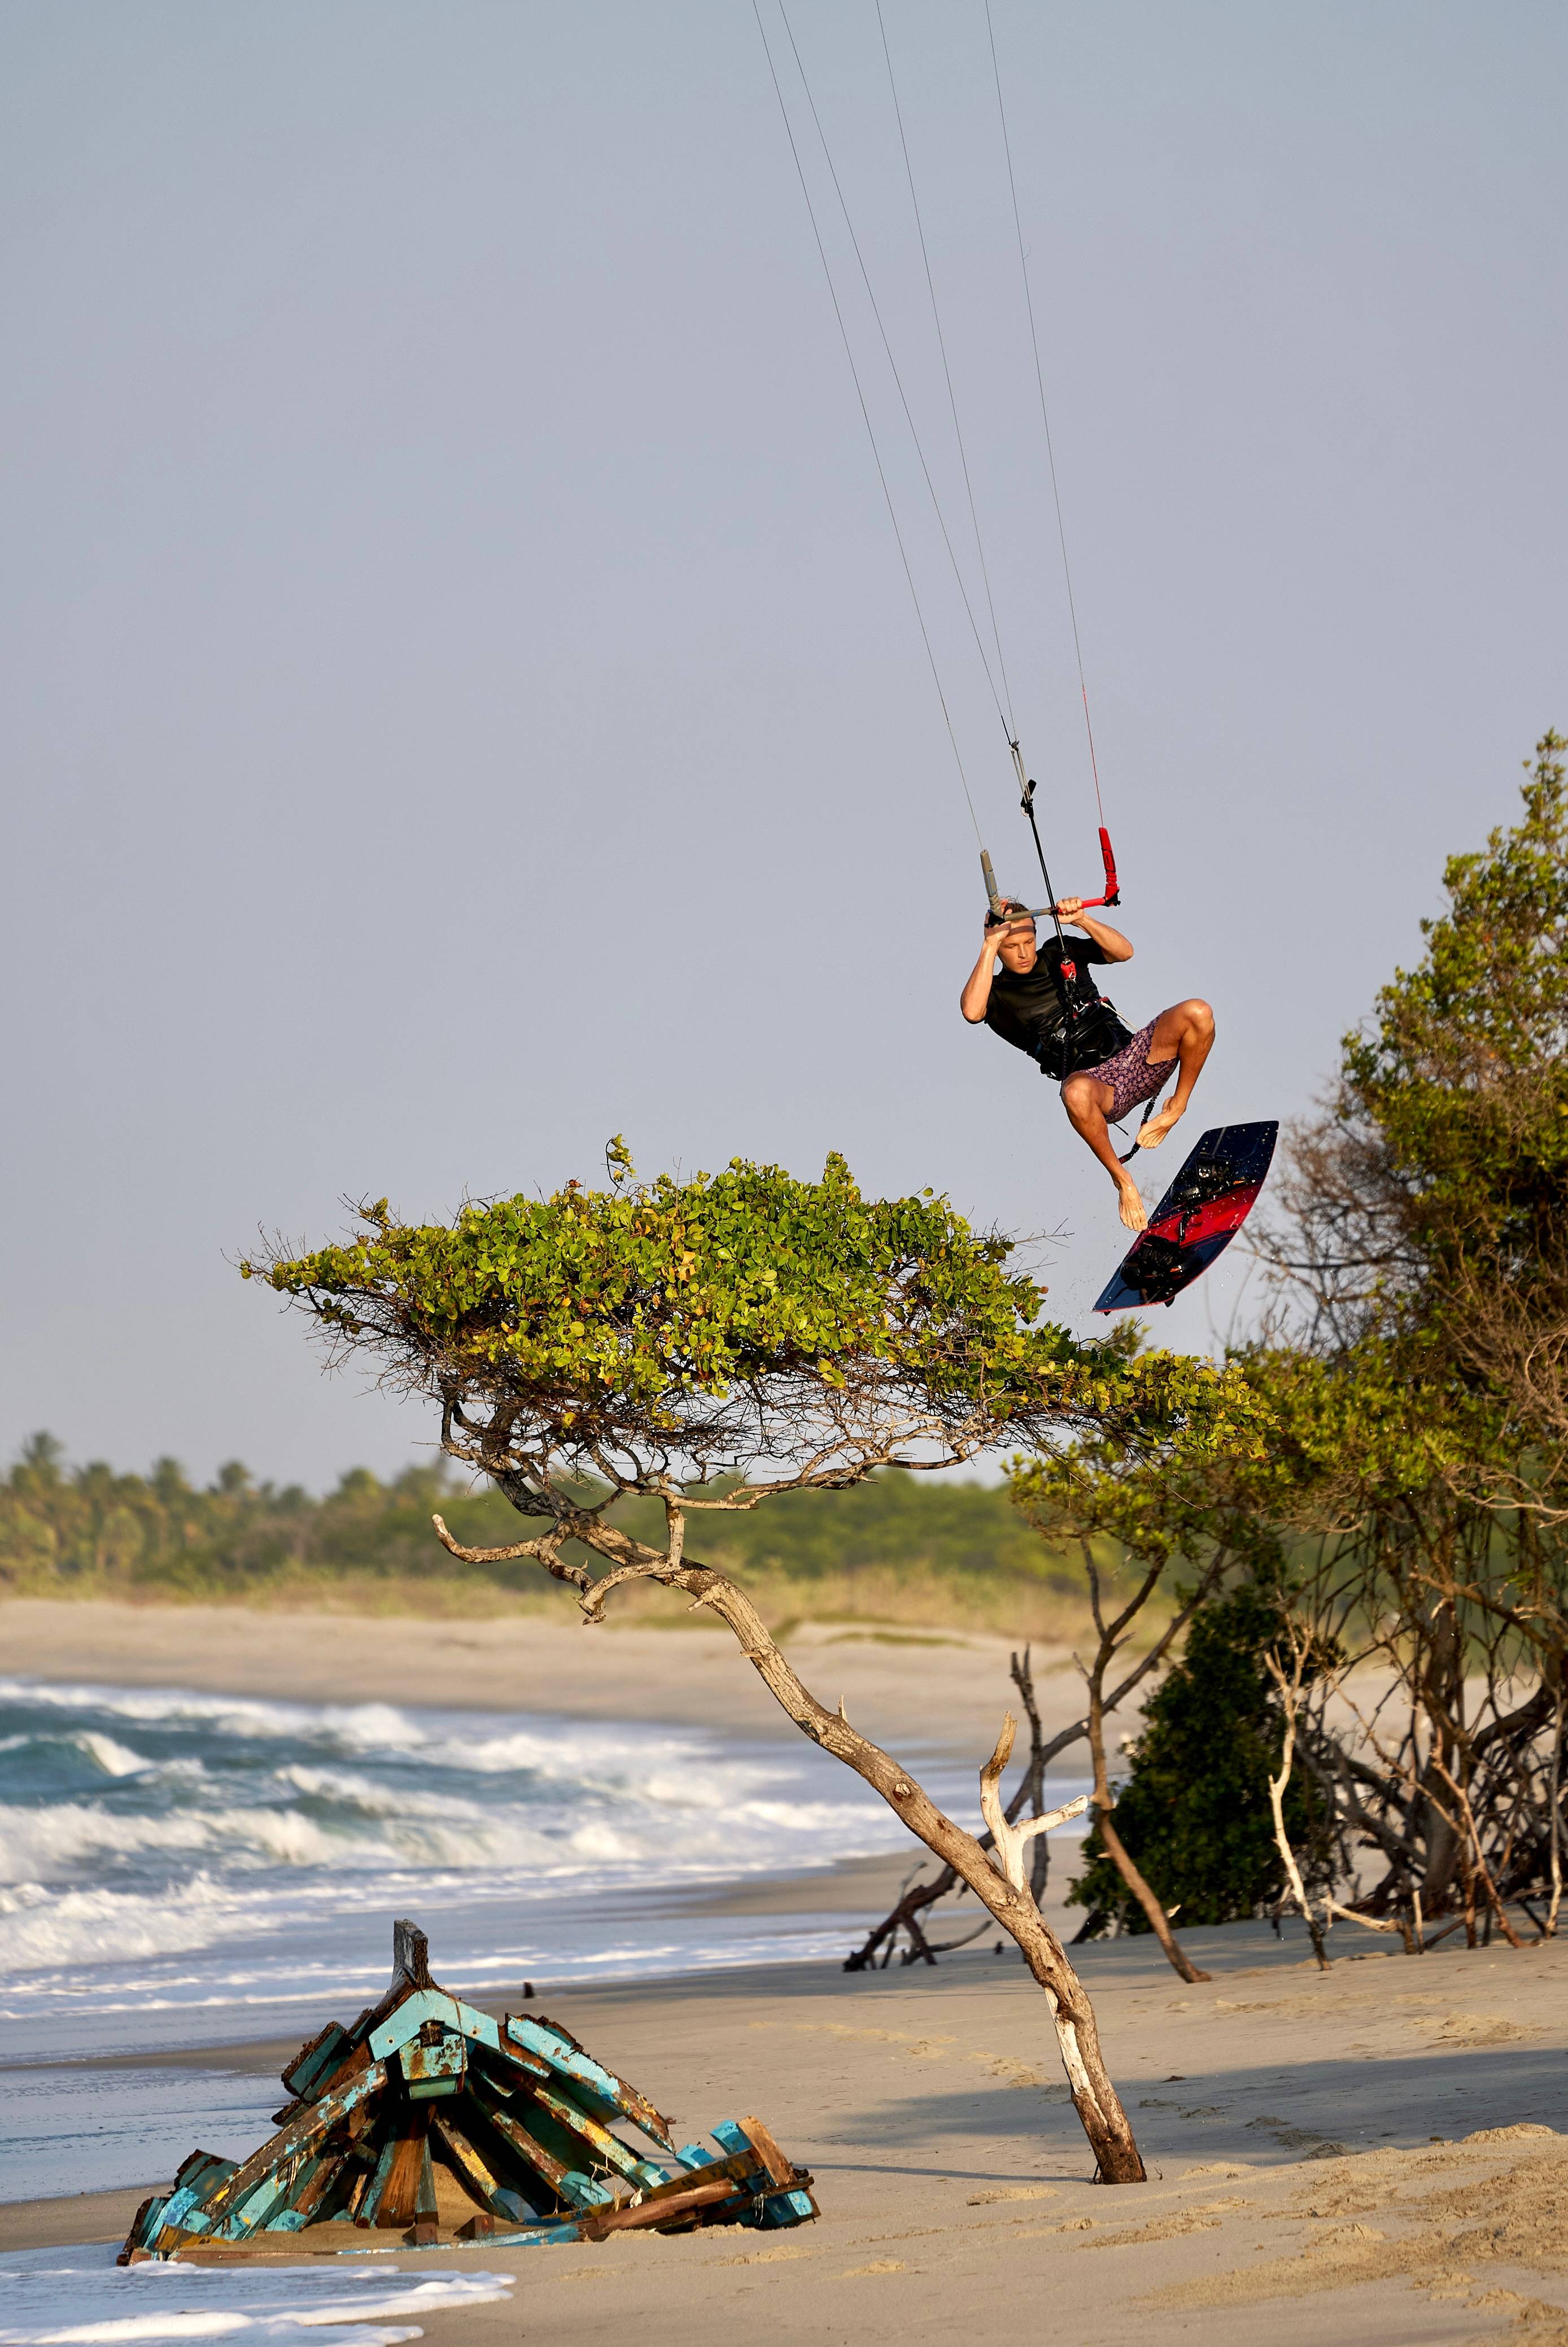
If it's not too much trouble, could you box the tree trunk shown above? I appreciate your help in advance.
[664,1564,1146,2182]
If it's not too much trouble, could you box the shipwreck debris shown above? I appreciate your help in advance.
[120,1920,818,2263]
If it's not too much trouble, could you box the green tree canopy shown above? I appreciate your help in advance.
[246,1148,1260,1509]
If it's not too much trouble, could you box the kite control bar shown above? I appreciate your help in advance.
[981,825,1120,926]
[982,748,1122,926]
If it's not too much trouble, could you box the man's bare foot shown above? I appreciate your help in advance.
[1136,1100,1185,1150]
[1116,1178,1148,1234]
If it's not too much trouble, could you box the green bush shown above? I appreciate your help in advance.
[1069,1580,1324,1933]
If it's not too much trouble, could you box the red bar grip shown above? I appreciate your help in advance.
[1073,827,1120,910]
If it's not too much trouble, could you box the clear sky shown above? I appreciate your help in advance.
[2,2,1563,1489]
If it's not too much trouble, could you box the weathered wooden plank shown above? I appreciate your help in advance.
[302,2038,372,2108]
[115,2197,164,2263]
[355,2136,399,2230]
[758,2187,819,2227]
[168,2061,387,2245]
[579,2176,742,2240]
[527,2081,670,2189]
[414,2137,438,2224]
[730,2117,794,2189]
[280,2021,351,2102]
[485,2103,616,2210]
[366,1987,501,2061]
[467,2074,625,2206]
[484,2034,552,2085]
[504,2014,673,2149]
[430,2110,538,2225]
[263,2148,344,2232]
[400,2035,466,2099]
[375,2119,429,2230]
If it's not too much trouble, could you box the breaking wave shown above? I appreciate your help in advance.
[0,1676,1069,2061]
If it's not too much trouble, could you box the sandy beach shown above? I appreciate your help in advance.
[0,1594,1085,1750]
[7,1928,1568,2344]
[7,1598,1567,2342]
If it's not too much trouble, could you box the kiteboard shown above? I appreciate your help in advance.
[1093,1120,1278,1314]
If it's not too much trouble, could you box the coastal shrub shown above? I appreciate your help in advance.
[1067,1580,1325,1934]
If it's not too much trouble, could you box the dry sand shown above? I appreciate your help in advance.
[0,1595,1085,1751]
[8,1928,1568,2345]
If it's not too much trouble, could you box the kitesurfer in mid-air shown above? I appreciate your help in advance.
[960,898,1215,1233]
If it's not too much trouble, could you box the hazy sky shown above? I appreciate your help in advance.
[3,2,1564,1490]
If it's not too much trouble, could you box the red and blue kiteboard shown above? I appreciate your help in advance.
[1094,1120,1278,1314]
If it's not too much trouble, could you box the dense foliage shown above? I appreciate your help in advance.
[247,1150,1260,1502]
[0,1433,517,1598]
[0,1435,1075,1612]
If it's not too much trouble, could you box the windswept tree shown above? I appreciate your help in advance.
[246,1146,1260,2183]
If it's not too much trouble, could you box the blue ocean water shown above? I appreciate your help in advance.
[0,1677,1089,2073]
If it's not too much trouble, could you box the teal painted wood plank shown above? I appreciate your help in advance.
[449,1996,501,2051]
[503,2016,671,2147]
[529,2081,643,2180]
[400,2035,466,2098]
[366,1988,500,2057]
[367,1989,464,2058]
[356,2136,399,2230]
[281,2022,351,2101]
[163,2060,387,2248]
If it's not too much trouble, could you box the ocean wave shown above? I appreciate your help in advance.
[0,1798,409,1885]
[0,1675,1037,2042]
[0,1875,256,1972]
[72,1730,149,1778]
[0,1680,724,1777]
[0,1681,455,1761]
[0,1727,150,1776]
[0,2250,516,2343]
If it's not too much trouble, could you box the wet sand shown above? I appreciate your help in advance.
[7,1925,1568,2345]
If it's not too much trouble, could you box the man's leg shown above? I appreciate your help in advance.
[1135,999,1216,1151]
[1061,1072,1150,1232]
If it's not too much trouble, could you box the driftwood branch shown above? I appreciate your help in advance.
[1263,1641,1333,1968]
[845,1602,1207,1974]
[980,1713,1089,1890]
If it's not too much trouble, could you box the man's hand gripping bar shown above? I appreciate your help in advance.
[981,827,1120,926]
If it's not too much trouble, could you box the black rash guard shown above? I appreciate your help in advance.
[983,933,1114,1063]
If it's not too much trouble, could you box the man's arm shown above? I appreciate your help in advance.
[960,926,1003,1022]
[1055,897,1133,963]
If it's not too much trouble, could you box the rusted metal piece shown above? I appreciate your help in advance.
[119,1920,818,2264]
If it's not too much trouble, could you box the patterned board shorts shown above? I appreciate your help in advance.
[1078,1020,1177,1125]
